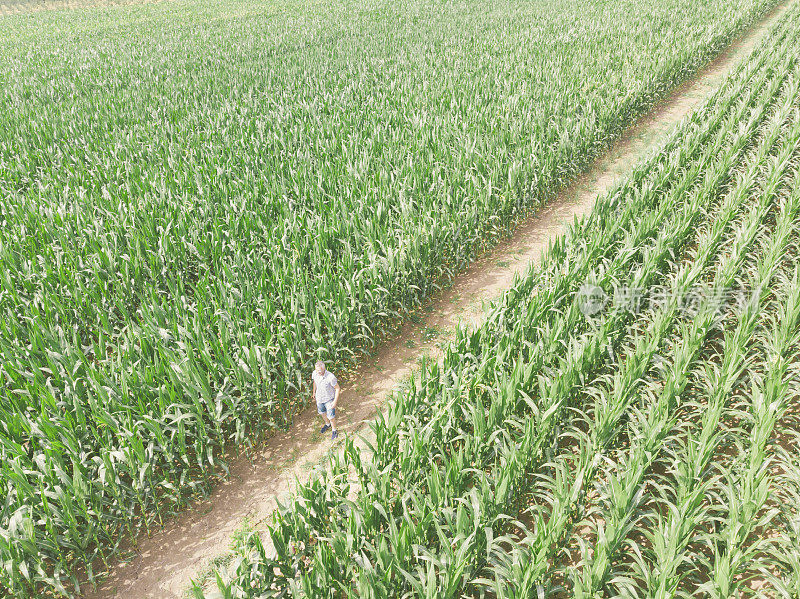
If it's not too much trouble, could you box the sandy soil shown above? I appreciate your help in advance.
[80,2,794,597]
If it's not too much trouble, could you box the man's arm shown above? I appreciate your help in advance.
[332,383,341,408]
[312,380,316,401]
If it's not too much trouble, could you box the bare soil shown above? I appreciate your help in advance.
[81,2,794,597]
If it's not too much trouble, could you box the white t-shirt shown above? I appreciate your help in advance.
[312,370,338,404]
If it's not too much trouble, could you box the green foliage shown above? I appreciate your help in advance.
[0,0,784,594]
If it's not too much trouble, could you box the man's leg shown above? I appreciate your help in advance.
[318,404,332,432]
[327,406,338,439]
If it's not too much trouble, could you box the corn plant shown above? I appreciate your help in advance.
[765,427,800,597]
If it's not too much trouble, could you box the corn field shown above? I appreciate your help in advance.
[200,5,800,597]
[4,0,798,596]
[1,0,784,595]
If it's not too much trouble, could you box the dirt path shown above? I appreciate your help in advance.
[83,2,794,597]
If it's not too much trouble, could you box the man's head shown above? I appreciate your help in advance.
[315,361,326,375]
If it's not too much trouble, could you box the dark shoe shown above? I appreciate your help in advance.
[320,424,331,434]
[331,430,339,441]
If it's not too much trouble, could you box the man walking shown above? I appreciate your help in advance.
[312,361,340,440]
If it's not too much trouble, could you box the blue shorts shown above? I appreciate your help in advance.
[317,401,335,418]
